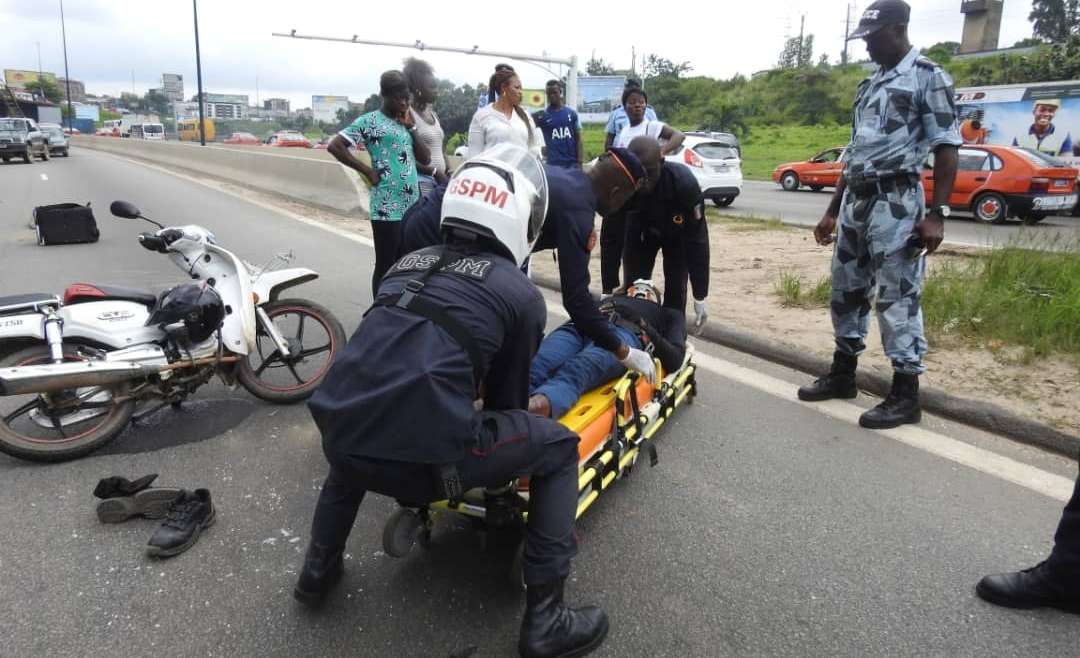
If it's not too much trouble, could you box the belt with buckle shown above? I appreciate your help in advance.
[847,174,920,199]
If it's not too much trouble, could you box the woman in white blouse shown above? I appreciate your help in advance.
[467,68,542,158]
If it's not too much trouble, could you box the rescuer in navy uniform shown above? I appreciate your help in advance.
[296,144,609,658]
[400,145,662,383]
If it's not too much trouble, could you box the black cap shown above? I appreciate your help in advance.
[848,0,910,40]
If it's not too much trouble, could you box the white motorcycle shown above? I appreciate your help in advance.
[0,200,345,462]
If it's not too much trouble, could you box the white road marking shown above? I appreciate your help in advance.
[39,174,48,181]
[88,148,1074,502]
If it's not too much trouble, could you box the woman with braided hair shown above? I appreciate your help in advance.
[467,67,542,158]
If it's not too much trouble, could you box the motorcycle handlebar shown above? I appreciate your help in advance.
[137,233,169,253]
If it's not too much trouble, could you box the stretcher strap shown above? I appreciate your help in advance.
[627,375,658,467]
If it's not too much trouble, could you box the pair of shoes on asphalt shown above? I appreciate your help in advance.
[94,474,215,558]
[976,560,1080,613]
[797,352,921,430]
[293,543,609,657]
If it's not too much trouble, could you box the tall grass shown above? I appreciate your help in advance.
[922,238,1080,357]
[774,272,831,308]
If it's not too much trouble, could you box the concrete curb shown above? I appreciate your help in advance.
[531,273,1080,458]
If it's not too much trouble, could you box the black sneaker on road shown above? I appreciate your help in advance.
[97,488,184,524]
[146,489,215,558]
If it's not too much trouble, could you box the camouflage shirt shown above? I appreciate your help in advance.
[844,48,962,181]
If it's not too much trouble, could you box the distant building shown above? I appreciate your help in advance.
[960,0,1004,54]
[296,107,313,122]
[312,95,350,124]
[57,78,86,102]
[162,73,184,102]
[263,98,290,115]
[201,93,249,120]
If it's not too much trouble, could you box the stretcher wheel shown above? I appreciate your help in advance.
[509,540,526,591]
[382,508,425,558]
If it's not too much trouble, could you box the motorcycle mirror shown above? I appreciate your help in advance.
[110,200,142,219]
[110,200,165,229]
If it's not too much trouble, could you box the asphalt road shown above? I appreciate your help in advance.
[730,180,1080,249]
[1,150,1079,658]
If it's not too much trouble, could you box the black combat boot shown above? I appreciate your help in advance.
[798,352,858,402]
[976,560,1080,612]
[518,578,608,658]
[293,542,344,606]
[859,372,921,429]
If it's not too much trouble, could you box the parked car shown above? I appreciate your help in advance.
[265,131,311,148]
[922,144,1078,225]
[0,117,50,163]
[63,127,81,136]
[772,146,846,192]
[665,133,743,207]
[38,123,70,157]
[224,132,260,145]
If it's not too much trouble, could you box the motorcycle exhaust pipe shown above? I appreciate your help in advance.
[0,361,159,396]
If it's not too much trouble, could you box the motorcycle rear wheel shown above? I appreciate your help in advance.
[0,345,136,462]
[237,299,346,404]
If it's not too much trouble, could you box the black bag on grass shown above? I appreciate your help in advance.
[34,202,99,246]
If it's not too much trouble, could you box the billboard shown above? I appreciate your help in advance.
[73,103,100,121]
[956,81,1080,165]
[312,95,350,124]
[4,69,58,90]
[577,75,626,124]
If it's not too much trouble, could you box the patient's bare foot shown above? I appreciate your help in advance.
[528,394,551,418]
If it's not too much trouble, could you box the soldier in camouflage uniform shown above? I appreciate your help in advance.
[798,0,961,430]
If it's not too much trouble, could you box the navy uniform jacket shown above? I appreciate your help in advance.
[625,162,711,300]
[400,164,623,353]
[308,244,546,465]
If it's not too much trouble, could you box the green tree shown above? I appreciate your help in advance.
[1012,37,1045,48]
[778,34,815,69]
[642,54,693,79]
[136,90,171,117]
[586,56,616,76]
[362,94,381,113]
[24,77,62,103]
[1029,0,1080,43]
[925,41,961,63]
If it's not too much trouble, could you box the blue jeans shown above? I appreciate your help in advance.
[530,324,641,419]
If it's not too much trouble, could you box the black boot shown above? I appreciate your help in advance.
[293,542,344,606]
[519,578,609,658]
[859,372,921,429]
[976,560,1080,612]
[798,352,858,402]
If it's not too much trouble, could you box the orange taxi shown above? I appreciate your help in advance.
[265,131,312,148]
[922,144,1078,224]
[772,146,846,191]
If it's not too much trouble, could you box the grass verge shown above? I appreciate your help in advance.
[774,271,831,308]
[711,212,790,232]
[922,240,1080,359]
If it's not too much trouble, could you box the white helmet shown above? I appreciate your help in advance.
[441,143,548,267]
[627,279,661,305]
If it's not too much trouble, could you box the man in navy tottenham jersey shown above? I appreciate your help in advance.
[533,80,583,168]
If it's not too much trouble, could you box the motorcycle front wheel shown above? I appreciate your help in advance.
[0,345,136,462]
[237,299,346,404]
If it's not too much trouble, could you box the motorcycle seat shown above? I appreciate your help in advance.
[0,293,61,315]
[63,283,158,308]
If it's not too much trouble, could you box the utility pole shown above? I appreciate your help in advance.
[59,0,74,131]
[842,3,853,66]
[798,14,806,67]
[193,0,206,146]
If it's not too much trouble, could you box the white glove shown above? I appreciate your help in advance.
[693,298,709,335]
[620,347,656,384]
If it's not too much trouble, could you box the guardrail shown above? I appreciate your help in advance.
[71,136,370,216]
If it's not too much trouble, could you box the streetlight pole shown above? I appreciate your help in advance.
[59,0,74,132]
[193,0,206,146]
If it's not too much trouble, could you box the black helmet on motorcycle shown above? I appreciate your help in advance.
[148,283,225,343]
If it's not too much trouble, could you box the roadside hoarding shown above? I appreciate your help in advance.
[578,75,626,124]
[312,94,350,124]
[956,80,1080,166]
[4,69,58,90]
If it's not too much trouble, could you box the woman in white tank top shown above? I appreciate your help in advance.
[404,58,447,198]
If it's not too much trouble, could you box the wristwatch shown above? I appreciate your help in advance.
[931,205,951,218]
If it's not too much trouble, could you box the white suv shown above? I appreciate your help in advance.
[666,132,742,207]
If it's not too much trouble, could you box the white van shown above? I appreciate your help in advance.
[130,123,166,140]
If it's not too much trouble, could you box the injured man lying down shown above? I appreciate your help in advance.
[528,280,688,419]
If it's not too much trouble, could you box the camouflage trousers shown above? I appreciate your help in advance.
[830,184,928,375]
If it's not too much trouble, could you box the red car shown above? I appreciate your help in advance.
[265,131,311,148]
[772,147,846,191]
[922,144,1078,224]
[223,132,260,145]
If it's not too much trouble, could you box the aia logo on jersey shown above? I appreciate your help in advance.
[448,177,510,209]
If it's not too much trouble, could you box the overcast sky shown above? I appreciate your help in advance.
[1,0,1035,109]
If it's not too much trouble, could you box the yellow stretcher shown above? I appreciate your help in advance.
[380,344,698,586]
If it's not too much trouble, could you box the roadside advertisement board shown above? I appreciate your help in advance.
[956,80,1080,165]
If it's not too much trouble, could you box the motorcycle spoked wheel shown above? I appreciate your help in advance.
[0,345,136,462]
[237,299,346,404]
